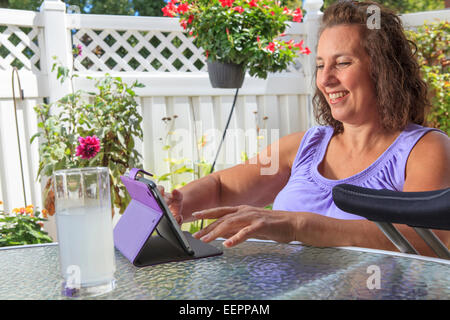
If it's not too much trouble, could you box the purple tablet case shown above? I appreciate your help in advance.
[113,168,223,267]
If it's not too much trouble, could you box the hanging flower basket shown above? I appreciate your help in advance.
[163,0,311,83]
[207,60,246,88]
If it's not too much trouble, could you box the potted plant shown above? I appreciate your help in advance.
[163,0,311,88]
[0,201,53,247]
[32,58,144,216]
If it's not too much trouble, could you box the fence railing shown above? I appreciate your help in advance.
[0,0,448,239]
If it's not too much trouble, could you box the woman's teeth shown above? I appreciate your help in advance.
[329,91,349,99]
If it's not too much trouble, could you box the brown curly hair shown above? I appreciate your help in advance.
[313,0,430,134]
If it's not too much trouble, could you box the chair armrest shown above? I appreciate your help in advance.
[332,184,450,231]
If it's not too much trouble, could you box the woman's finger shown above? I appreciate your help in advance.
[223,223,261,248]
[194,211,253,243]
[171,188,183,200]
[157,185,165,195]
[192,217,225,239]
[192,206,240,220]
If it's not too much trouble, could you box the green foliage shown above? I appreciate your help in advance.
[32,59,144,214]
[3,0,167,16]
[0,205,53,247]
[164,0,310,80]
[322,0,444,13]
[406,20,449,134]
[154,115,194,190]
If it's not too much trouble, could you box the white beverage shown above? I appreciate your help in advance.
[56,206,115,287]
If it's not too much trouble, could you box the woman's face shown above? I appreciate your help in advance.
[316,25,378,127]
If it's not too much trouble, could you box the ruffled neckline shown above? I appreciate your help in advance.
[311,125,408,188]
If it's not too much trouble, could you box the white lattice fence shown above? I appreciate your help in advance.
[73,29,207,72]
[0,25,42,72]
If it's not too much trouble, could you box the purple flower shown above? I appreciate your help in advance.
[76,135,100,159]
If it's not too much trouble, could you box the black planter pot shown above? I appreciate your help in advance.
[207,61,245,89]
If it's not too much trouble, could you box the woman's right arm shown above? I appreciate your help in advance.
[162,131,305,223]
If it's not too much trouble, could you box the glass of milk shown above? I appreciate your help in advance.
[53,167,116,298]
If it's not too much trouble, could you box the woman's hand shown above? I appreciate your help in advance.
[157,185,184,225]
[191,205,300,248]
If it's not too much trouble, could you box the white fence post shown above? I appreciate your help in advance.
[40,0,72,102]
[303,0,323,127]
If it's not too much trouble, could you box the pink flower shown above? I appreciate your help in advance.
[76,135,101,160]
[233,6,244,13]
[76,44,82,56]
[72,44,82,57]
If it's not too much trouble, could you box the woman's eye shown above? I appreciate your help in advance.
[337,62,351,67]
[316,65,324,69]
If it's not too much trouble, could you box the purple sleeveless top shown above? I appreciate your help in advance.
[272,123,443,220]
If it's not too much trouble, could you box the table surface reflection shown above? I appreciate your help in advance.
[0,240,449,300]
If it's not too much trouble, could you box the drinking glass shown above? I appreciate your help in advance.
[53,167,116,297]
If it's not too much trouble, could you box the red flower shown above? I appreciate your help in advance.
[177,3,190,14]
[76,135,101,160]
[162,3,177,17]
[219,0,234,8]
[302,47,311,55]
[256,35,261,48]
[285,39,294,49]
[266,42,276,52]
[248,0,258,8]
[233,6,244,13]
[293,8,303,22]
[180,19,188,29]
[294,40,304,50]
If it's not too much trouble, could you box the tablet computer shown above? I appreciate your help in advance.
[113,168,223,267]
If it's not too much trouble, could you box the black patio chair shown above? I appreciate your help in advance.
[332,184,450,260]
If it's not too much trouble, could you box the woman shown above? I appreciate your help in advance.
[160,1,450,256]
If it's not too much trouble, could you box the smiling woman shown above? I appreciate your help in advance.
[313,1,429,135]
[158,1,450,257]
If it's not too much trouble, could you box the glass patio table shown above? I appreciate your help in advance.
[0,240,449,300]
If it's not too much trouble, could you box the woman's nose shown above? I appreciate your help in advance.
[318,66,338,88]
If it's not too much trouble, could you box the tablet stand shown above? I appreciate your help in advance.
[113,168,223,267]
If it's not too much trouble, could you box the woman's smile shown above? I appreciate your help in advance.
[327,90,350,104]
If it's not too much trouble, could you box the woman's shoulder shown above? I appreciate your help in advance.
[278,126,331,168]
[404,129,450,191]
